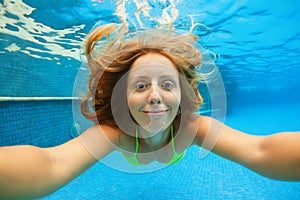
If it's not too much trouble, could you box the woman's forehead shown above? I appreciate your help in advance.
[128,63,178,78]
[131,52,175,69]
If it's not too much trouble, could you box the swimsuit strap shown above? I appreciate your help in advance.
[121,128,142,166]
[123,125,186,166]
[169,124,176,153]
[166,124,187,165]
[135,125,175,153]
[134,127,139,154]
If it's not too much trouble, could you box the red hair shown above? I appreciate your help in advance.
[80,23,203,126]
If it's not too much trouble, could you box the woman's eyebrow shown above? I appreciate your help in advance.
[132,75,148,78]
[160,75,177,79]
[130,75,178,82]
[133,73,177,77]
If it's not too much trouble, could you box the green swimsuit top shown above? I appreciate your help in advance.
[123,125,187,166]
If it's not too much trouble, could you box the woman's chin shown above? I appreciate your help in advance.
[140,122,169,136]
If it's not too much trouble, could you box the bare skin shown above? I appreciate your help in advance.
[0,53,299,199]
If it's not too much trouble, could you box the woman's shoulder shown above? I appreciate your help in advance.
[175,113,202,131]
[172,114,201,150]
[175,114,214,147]
[85,124,135,152]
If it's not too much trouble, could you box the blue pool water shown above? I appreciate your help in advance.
[1,0,300,199]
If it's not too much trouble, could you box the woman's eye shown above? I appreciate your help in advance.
[161,82,174,89]
[136,83,147,90]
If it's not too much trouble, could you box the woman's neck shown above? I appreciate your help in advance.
[138,126,171,151]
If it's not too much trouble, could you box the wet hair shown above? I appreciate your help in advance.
[80,23,203,126]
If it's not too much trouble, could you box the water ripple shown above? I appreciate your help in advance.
[0,0,299,91]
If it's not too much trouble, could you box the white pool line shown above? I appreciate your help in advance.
[0,97,82,101]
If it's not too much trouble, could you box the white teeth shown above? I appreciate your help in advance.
[144,110,167,113]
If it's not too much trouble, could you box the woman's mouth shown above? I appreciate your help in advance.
[142,110,168,116]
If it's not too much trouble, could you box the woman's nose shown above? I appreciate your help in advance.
[148,85,162,105]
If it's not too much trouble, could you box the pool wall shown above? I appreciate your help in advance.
[0,100,73,147]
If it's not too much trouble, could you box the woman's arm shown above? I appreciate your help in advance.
[195,115,300,181]
[0,125,119,199]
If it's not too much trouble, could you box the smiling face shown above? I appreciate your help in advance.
[127,53,181,134]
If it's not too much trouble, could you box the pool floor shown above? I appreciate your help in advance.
[43,103,300,199]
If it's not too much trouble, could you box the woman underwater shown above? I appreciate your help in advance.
[1,23,300,199]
